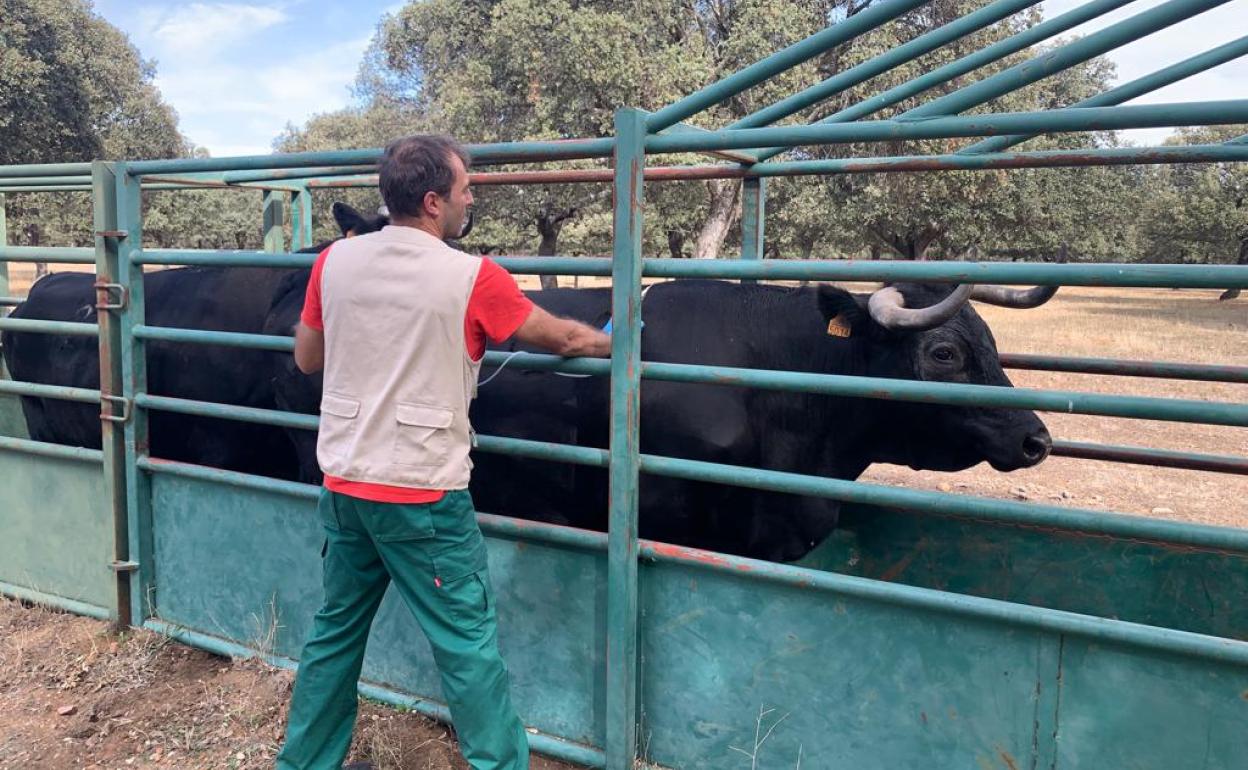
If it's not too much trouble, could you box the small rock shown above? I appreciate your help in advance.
[1060,491,1073,500]
[1151,507,1175,515]
[57,705,78,717]
[937,482,952,493]
[1010,486,1029,500]
[69,724,96,739]
[236,751,246,761]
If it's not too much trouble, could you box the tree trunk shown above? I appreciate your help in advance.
[692,179,741,259]
[1218,236,1247,301]
[536,207,576,290]
[666,230,685,259]
[28,224,47,279]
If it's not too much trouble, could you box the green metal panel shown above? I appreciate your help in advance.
[262,190,287,253]
[800,505,1248,641]
[0,447,113,612]
[1055,639,1248,768]
[146,472,607,752]
[100,460,1248,770]
[606,107,647,769]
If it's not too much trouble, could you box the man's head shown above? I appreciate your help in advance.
[378,135,473,241]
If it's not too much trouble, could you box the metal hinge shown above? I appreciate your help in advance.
[94,281,128,311]
[100,395,132,424]
[108,560,139,573]
[96,230,128,238]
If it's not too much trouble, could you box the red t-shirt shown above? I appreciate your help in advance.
[300,245,534,503]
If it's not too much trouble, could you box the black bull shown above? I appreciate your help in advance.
[267,276,1051,561]
[4,263,1051,563]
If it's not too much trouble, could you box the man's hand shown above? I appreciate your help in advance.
[293,322,325,373]
[513,305,611,357]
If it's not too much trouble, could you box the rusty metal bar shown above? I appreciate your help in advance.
[1050,441,1248,475]
[999,353,1248,383]
[298,141,1248,190]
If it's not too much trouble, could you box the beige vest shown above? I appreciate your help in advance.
[316,225,483,489]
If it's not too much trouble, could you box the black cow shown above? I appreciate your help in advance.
[265,277,1053,562]
[0,203,387,476]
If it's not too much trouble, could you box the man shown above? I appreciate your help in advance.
[276,135,610,770]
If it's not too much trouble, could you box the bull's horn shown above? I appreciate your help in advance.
[867,284,973,331]
[459,210,475,239]
[969,284,1058,308]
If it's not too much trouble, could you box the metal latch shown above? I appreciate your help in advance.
[96,230,128,238]
[100,395,132,424]
[94,281,128,311]
[108,560,139,573]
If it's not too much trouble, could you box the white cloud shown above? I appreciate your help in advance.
[155,36,373,156]
[136,2,289,57]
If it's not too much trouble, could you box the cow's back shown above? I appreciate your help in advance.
[2,267,299,478]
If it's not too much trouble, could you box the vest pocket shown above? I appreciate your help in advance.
[394,402,454,467]
[319,393,361,458]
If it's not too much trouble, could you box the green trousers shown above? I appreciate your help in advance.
[276,488,529,770]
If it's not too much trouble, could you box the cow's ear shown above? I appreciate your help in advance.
[331,202,365,237]
[816,285,872,339]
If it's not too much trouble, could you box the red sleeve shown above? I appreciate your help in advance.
[299,247,332,331]
[464,257,535,360]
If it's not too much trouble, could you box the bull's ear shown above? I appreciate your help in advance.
[331,202,365,237]
[816,285,871,338]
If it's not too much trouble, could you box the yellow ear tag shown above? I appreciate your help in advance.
[826,314,852,338]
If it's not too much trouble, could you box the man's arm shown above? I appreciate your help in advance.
[512,305,611,357]
[293,322,325,373]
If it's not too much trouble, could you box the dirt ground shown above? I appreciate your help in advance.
[0,598,582,770]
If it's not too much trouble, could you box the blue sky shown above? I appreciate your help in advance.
[92,0,1246,158]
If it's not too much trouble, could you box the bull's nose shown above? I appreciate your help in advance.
[1021,430,1052,465]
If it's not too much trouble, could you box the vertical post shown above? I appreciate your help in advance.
[740,176,766,261]
[740,176,766,286]
[92,163,131,626]
[112,164,153,626]
[606,107,646,770]
[262,189,287,252]
[0,193,8,305]
[290,186,314,250]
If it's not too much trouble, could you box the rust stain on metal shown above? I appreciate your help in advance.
[878,547,920,583]
[647,541,742,569]
[996,747,1019,770]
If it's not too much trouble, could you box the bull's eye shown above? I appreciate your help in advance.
[931,345,958,364]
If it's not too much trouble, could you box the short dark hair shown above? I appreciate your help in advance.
[378,135,471,219]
